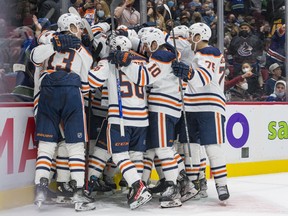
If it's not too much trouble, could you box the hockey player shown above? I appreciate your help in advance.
[172,22,230,202]
[112,28,185,208]
[30,13,96,211]
[88,35,152,210]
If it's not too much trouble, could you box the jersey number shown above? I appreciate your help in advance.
[47,50,76,72]
[119,72,144,99]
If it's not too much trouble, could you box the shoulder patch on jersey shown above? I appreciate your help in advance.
[151,49,176,63]
[197,46,222,57]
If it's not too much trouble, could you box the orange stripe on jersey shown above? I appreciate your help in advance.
[123,110,148,116]
[149,97,181,107]
[154,159,161,164]
[92,27,103,33]
[185,167,200,172]
[92,101,101,106]
[36,161,51,167]
[141,68,145,86]
[212,169,226,175]
[216,112,222,144]
[56,161,69,166]
[69,163,85,167]
[80,91,88,142]
[161,160,177,167]
[119,161,133,171]
[160,113,165,148]
[89,160,105,169]
[144,161,153,167]
[198,68,210,84]
[184,97,225,106]
[34,98,39,107]
[88,77,102,87]
[135,164,144,169]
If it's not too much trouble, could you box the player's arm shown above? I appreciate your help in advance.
[88,59,109,91]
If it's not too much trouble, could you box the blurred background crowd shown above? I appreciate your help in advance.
[0,0,287,102]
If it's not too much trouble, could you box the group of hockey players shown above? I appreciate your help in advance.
[30,6,230,212]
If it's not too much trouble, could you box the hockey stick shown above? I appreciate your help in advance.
[68,7,94,41]
[110,0,125,137]
[163,4,193,167]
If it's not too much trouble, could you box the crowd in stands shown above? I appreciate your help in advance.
[0,0,287,102]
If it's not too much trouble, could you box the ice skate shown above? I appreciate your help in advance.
[34,177,49,208]
[70,180,96,211]
[119,177,129,192]
[88,175,113,195]
[127,180,152,210]
[178,171,199,202]
[199,178,208,198]
[56,181,74,204]
[216,184,230,204]
[149,178,166,194]
[160,181,182,208]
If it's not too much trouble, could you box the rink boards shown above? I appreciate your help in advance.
[1,102,288,209]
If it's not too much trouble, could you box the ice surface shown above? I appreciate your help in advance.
[1,173,288,216]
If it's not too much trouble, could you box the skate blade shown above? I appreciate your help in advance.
[199,191,208,198]
[130,191,152,210]
[97,190,114,196]
[56,196,73,204]
[34,200,43,208]
[160,199,182,208]
[180,189,199,202]
[219,200,228,206]
[75,202,96,211]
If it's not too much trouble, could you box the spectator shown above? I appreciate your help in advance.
[224,66,253,92]
[147,0,165,30]
[37,0,60,25]
[228,22,263,77]
[266,80,286,102]
[227,77,253,101]
[114,0,140,28]
[264,63,285,95]
[266,24,285,75]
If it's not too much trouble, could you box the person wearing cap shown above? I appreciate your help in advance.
[266,80,286,101]
[264,63,285,95]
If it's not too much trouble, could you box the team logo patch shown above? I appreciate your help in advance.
[77,132,83,138]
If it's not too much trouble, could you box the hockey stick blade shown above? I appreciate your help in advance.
[68,7,93,41]
[163,4,172,20]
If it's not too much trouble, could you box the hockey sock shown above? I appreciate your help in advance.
[205,144,227,186]
[112,152,140,187]
[35,141,57,184]
[66,142,86,188]
[155,147,178,184]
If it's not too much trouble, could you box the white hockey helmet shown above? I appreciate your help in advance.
[141,28,166,52]
[57,13,83,34]
[117,25,128,31]
[188,22,211,41]
[171,25,189,38]
[137,26,155,39]
[114,36,132,51]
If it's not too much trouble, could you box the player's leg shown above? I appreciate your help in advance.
[108,124,151,209]
[199,112,229,202]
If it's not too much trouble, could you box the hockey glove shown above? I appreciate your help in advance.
[115,29,128,37]
[108,50,132,67]
[51,34,81,52]
[172,61,193,81]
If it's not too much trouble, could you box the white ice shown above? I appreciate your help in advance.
[1,173,288,216]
